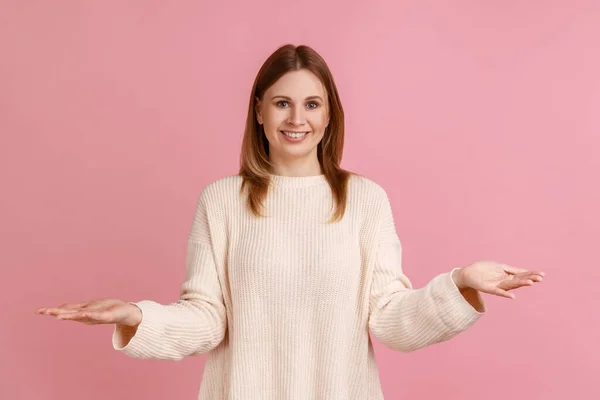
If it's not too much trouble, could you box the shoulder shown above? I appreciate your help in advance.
[346,173,397,240]
[202,174,243,195]
[347,172,390,207]
[196,174,243,209]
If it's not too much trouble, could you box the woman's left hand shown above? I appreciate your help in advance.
[452,261,545,299]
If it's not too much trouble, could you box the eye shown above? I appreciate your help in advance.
[276,101,289,108]
[307,102,319,109]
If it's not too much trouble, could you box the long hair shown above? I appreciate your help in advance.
[238,44,352,223]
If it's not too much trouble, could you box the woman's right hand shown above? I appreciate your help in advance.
[36,299,142,327]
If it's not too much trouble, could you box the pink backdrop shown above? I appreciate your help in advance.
[2,1,598,399]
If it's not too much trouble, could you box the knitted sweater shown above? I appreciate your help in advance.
[112,173,486,399]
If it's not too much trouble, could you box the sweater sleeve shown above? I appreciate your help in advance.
[368,189,485,353]
[112,189,227,360]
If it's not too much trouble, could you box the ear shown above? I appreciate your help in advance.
[255,96,263,125]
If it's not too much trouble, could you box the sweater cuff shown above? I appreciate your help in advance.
[112,300,164,358]
[434,269,486,333]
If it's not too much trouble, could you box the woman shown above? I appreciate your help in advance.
[36,44,544,399]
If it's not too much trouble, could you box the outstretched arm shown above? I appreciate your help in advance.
[113,189,228,361]
[368,190,485,352]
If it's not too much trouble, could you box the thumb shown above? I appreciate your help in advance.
[485,285,516,299]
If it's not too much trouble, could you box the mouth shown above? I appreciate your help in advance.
[280,130,309,139]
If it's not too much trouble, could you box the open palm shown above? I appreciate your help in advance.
[456,260,545,299]
[36,298,141,326]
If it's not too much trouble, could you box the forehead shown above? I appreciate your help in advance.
[266,69,326,98]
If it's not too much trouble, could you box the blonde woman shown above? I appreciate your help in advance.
[37,44,545,400]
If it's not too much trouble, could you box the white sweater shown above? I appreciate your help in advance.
[112,173,485,399]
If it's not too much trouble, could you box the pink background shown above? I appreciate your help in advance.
[2,1,598,399]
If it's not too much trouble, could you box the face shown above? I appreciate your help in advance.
[255,69,330,167]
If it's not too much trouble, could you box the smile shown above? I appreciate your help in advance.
[281,131,309,138]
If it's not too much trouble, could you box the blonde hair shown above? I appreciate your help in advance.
[238,44,352,223]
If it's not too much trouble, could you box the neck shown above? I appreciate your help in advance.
[269,155,322,177]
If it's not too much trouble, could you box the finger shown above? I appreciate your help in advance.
[55,312,83,321]
[516,279,535,288]
[511,269,545,279]
[36,307,67,314]
[485,285,516,299]
[58,302,90,310]
[56,311,106,324]
[502,265,529,275]
[41,308,64,316]
[514,272,544,283]
[43,308,83,316]
[75,310,113,324]
[56,313,99,325]
[499,278,534,291]
[39,302,89,315]
[524,273,544,282]
[514,270,544,277]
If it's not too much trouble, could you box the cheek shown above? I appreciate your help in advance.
[263,118,286,145]
[311,114,329,132]
[261,112,278,131]
[264,113,286,133]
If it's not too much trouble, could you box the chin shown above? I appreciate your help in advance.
[281,149,315,159]
[275,145,317,159]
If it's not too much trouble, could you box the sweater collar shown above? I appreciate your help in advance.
[268,173,328,188]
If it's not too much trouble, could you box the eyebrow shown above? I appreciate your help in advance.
[271,95,324,102]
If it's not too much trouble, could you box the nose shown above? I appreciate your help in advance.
[287,104,306,126]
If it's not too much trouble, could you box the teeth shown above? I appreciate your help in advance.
[282,131,308,138]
